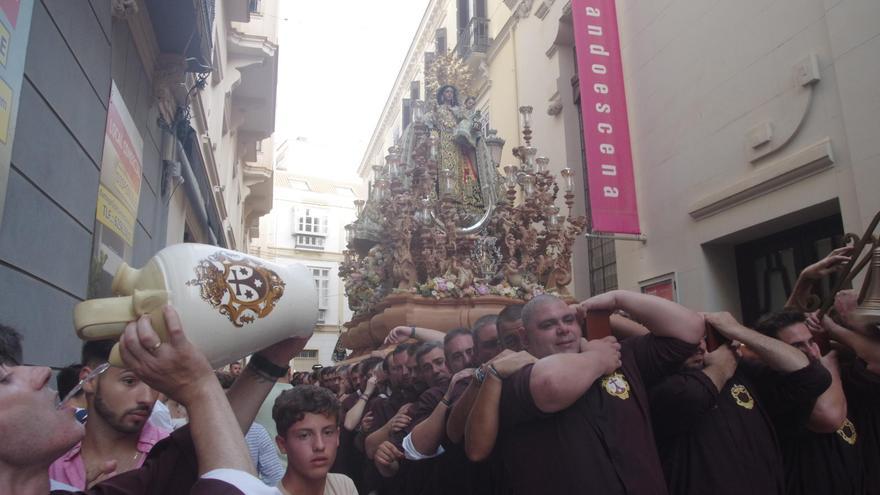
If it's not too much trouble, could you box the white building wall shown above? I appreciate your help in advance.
[253,169,363,365]
[610,0,880,314]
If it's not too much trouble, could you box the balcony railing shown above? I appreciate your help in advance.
[457,17,490,59]
[294,234,326,250]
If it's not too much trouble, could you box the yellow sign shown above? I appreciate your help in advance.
[0,77,11,143]
[0,21,10,67]
[95,82,142,247]
[96,184,135,245]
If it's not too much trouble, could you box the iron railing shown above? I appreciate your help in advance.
[457,17,490,59]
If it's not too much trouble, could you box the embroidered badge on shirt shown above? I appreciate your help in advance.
[836,418,857,445]
[730,384,754,410]
[601,372,631,400]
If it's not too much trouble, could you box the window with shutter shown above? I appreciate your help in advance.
[309,267,331,310]
[293,208,328,250]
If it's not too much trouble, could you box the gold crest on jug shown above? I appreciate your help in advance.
[187,252,286,327]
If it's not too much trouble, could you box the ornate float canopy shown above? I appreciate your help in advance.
[339,54,587,350]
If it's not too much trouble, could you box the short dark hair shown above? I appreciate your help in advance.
[444,328,472,347]
[57,363,84,399]
[81,340,116,368]
[522,295,563,329]
[0,324,23,366]
[498,304,524,325]
[290,372,309,386]
[272,385,340,436]
[416,341,444,364]
[754,311,807,338]
[472,315,498,337]
[360,357,382,375]
[215,371,236,389]
[385,344,410,371]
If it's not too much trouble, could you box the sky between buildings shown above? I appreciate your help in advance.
[274,0,431,182]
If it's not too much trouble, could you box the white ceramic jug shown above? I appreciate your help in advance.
[74,244,317,369]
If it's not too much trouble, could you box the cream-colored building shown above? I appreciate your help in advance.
[361,0,880,324]
[166,0,279,251]
[0,0,281,366]
[612,0,880,324]
[252,139,365,369]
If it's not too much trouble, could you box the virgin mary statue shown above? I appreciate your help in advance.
[399,83,501,225]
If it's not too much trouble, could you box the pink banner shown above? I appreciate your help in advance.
[0,0,19,28]
[572,0,640,234]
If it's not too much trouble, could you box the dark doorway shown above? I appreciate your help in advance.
[735,214,846,326]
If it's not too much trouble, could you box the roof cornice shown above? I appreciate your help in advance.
[356,0,447,177]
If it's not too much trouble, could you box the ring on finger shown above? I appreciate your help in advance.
[148,341,162,353]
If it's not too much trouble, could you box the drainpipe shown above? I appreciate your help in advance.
[162,127,220,246]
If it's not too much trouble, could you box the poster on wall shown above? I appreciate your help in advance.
[640,273,678,302]
[571,0,641,234]
[89,81,144,297]
[0,0,34,229]
[96,82,143,245]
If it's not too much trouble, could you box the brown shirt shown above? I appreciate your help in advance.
[437,376,495,495]
[53,479,248,495]
[389,380,449,495]
[498,334,697,495]
[341,393,359,414]
[51,427,243,494]
[842,359,880,495]
[390,377,450,447]
[355,388,419,495]
[650,361,830,495]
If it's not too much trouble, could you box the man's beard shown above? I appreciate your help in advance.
[93,383,150,435]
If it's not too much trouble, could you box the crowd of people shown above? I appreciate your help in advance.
[0,248,878,494]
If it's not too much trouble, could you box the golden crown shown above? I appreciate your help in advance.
[425,53,474,103]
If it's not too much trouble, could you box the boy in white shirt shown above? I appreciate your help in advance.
[273,385,357,495]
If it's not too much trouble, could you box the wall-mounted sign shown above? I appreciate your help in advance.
[640,273,677,302]
[0,0,33,230]
[96,82,143,246]
[572,0,640,234]
[88,81,144,297]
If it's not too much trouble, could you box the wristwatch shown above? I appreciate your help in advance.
[487,363,502,381]
[473,366,487,385]
[249,353,289,379]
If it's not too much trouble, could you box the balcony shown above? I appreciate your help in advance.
[242,138,274,246]
[295,234,326,251]
[146,0,214,73]
[456,17,490,60]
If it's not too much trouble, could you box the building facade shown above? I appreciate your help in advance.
[0,0,279,367]
[251,144,364,369]
[361,0,879,323]
[611,0,879,324]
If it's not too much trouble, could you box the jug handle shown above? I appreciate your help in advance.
[74,290,170,366]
